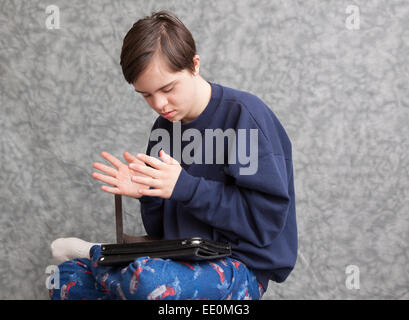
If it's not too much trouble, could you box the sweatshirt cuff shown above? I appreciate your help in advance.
[139,195,161,203]
[170,168,200,202]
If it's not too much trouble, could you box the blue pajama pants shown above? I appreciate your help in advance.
[49,245,265,300]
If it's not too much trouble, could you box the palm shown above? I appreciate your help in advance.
[92,151,150,198]
[115,161,149,198]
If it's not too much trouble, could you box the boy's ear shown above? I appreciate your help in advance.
[192,54,201,75]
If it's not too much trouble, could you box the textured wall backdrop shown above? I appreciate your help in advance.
[0,0,408,299]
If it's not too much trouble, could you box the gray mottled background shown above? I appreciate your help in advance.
[1,0,408,300]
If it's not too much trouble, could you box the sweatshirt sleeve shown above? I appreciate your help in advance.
[169,152,291,248]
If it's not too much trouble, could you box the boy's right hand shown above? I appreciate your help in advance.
[92,151,150,198]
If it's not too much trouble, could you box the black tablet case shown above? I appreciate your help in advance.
[97,237,232,267]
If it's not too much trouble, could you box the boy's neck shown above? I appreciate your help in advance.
[182,76,212,124]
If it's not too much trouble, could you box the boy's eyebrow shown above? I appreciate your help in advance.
[134,80,176,94]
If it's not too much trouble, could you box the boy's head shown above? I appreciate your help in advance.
[120,11,208,123]
[120,10,197,84]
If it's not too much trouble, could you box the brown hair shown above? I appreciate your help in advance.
[120,10,197,84]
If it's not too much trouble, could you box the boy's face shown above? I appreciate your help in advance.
[133,53,199,123]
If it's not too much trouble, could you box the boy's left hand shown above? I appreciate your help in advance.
[129,149,182,199]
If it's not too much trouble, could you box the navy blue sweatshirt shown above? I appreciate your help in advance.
[139,82,297,291]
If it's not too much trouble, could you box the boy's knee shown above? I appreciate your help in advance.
[51,259,101,300]
[123,257,169,299]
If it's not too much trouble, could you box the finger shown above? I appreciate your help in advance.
[129,163,159,179]
[160,149,179,165]
[159,149,172,165]
[100,185,121,195]
[131,175,161,188]
[138,187,163,197]
[93,162,117,177]
[136,153,165,170]
[92,172,118,186]
[123,151,145,165]
[123,151,137,162]
[101,151,123,169]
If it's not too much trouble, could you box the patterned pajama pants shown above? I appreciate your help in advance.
[49,245,265,300]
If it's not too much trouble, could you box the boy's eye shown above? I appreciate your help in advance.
[142,87,173,98]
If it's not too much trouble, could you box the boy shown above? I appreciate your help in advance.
[50,10,297,300]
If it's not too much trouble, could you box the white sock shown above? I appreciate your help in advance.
[50,237,101,263]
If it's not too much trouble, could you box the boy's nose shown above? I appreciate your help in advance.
[152,95,168,111]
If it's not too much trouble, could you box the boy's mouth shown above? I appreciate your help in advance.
[162,110,175,118]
